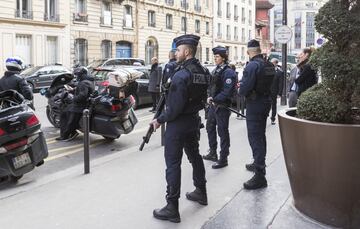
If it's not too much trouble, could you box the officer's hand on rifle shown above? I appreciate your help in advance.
[150,119,161,131]
[207,97,214,105]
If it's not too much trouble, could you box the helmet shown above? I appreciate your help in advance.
[5,57,25,71]
[73,66,88,81]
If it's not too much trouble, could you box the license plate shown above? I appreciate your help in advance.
[123,119,132,130]
[12,152,32,169]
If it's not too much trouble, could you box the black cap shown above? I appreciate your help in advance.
[212,46,227,55]
[173,34,200,48]
[247,39,260,48]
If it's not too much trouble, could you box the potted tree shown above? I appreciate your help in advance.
[278,0,360,228]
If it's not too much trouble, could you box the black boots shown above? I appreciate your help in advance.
[243,173,268,190]
[153,201,180,223]
[202,149,218,162]
[185,187,208,205]
[245,162,256,172]
[212,157,228,169]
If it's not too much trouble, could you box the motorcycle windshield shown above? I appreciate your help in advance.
[49,73,74,89]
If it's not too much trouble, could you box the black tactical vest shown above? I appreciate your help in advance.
[253,57,275,96]
[182,60,210,113]
[209,65,229,98]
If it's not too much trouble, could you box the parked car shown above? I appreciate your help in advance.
[91,66,152,109]
[87,58,146,72]
[20,65,71,92]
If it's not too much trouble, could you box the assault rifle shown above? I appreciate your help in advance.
[139,92,166,151]
[208,102,246,119]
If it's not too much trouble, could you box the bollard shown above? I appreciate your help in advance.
[83,109,90,174]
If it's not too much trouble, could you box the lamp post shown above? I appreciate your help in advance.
[280,0,288,106]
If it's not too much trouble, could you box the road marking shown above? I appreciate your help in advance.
[45,141,104,162]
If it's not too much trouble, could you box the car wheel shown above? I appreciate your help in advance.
[46,106,61,128]
[10,175,23,182]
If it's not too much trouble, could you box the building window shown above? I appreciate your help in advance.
[195,43,202,62]
[217,23,222,38]
[101,1,112,26]
[234,26,238,40]
[195,20,200,33]
[148,11,156,27]
[44,0,59,22]
[241,7,245,23]
[249,29,252,40]
[241,47,245,60]
[206,48,210,61]
[294,12,302,49]
[145,37,158,65]
[206,22,209,35]
[181,0,189,9]
[101,40,112,59]
[46,36,58,64]
[165,0,174,6]
[217,0,222,17]
[234,5,238,21]
[194,0,201,12]
[226,2,231,19]
[241,28,245,42]
[226,25,231,40]
[274,9,283,50]
[74,0,87,22]
[123,5,133,28]
[234,46,238,60]
[16,0,33,19]
[306,12,315,47]
[166,14,173,29]
[181,17,187,32]
[16,34,32,66]
[249,10,252,25]
[74,38,88,66]
[205,0,209,8]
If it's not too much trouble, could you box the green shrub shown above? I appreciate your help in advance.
[297,0,360,124]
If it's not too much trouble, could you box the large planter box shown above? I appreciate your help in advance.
[278,109,360,228]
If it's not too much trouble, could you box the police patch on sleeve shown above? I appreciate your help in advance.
[225,78,232,84]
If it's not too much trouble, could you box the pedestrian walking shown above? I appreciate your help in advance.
[161,49,177,88]
[148,57,161,112]
[270,58,284,124]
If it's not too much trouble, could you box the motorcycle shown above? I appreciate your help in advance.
[42,73,138,140]
[0,90,48,182]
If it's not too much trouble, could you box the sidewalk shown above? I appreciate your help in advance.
[0,106,333,229]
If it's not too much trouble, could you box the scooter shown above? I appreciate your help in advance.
[42,73,138,140]
[0,90,48,182]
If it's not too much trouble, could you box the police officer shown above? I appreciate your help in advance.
[56,66,94,141]
[239,40,275,190]
[150,34,209,223]
[161,49,177,88]
[202,46,237,169]
[0,57,33,100]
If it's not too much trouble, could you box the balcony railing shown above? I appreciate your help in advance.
[234,15,239,21]
[217,33,222,39]
[165,0,174,6]
[148,22,156,27]
[44,13,60,22]
[101,16,113,26]
[217,10,222,17]
[73,13,88,22]
[123,19,134,28]
[15,10,33,19]
[234,35,239,41]
[226,13,231,19]
[194,5,201,12]
[181,1,189,9]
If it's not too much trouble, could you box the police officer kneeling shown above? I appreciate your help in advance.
[239,40,275,190]
[203,46,236,169]
[0,57,33,101]
[56,66,94,141]
[150,34,209,223]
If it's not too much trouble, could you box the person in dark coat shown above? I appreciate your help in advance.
[56,66,94,141]
[150,34,209,223]
[0,57,33,101]
[288,47,317,107]
[148,57,161,112]
[269,58,284,124]
[162,50,177,88]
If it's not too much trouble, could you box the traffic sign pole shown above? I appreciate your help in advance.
[281,0,288,106]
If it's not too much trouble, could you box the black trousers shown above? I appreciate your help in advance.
[150,92,160,110]
[270,95,277,121]
[60,111,82,138]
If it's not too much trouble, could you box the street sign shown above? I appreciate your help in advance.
[275,26,292,44]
